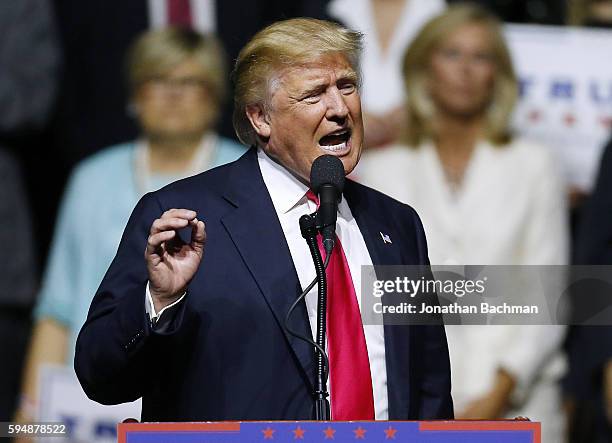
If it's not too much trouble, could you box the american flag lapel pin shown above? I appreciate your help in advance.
[380,232,392,244]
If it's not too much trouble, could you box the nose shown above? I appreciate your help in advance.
[325,87,349,121]
[456,53,472,75]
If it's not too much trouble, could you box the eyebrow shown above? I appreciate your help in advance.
[299,83,327,97]
[338,70,359,83]
[298,70,359,95]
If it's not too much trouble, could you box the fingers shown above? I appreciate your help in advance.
[150,209,197,235]
[145,230,176,259]
[146,209,207,259]
[151,217,189,234]
[163,208,197,219]
[147,230,176,251]
[190,218,206,251]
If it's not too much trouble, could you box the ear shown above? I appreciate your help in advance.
[245,104,271,139]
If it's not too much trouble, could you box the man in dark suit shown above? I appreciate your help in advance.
[566,137,612,442]
[75,18,453,421]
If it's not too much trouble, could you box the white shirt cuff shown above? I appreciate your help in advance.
[145,282,186,323]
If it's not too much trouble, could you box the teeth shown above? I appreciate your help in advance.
[319,142,347,152]
[328,130,348,139]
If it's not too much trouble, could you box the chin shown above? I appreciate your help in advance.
[340,156,358,176]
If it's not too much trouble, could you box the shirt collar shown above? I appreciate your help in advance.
[257,148,310,214]
[257,148,351,218]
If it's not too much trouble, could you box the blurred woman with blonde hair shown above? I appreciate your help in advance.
[358,4,569,441]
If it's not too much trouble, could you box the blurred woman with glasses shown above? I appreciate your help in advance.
[15,27,244,424]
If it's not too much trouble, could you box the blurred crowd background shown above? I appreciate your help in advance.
[2,1,612,442]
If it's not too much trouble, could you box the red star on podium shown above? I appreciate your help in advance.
[293,426,306,439]
[261,427,275,439]
[384,426,397,439]
[353,426,367,439]
[323,426,336,439]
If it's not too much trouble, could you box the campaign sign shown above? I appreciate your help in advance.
[37,365,141,442]
[505,24,612,191]
[118,420,540,443]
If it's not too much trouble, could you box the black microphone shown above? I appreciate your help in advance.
[310,155,345,255]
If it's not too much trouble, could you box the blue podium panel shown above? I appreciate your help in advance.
[118,421,540,443]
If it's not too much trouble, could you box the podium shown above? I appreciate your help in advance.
[118,420,540,442]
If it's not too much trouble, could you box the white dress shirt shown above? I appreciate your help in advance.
[147,149,389,419]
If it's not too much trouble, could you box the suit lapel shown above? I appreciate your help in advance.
[344,180,403,267]
[220,148,315,392]
[345,181,414,419]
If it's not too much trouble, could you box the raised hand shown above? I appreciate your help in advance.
[145,209,206,311]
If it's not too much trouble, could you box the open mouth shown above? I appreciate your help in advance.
[318,129,352,153]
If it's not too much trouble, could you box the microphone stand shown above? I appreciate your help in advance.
[299,213,330,421]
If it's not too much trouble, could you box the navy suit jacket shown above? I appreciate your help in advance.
[75,148,453,421]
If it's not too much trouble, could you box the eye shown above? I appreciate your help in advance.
[340,83,356,94]
[440,48,461,60]
[473,52,495,64]
[303,93,322,104]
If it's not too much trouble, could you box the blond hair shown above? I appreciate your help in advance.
[126,27,227,104]
[402,4,518,146]
[232,18,363,146]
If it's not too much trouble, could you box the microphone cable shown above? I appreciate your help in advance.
[284,250,331,383]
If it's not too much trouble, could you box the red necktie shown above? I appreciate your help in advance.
[306,191,375,420]
[167,0,192,27]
